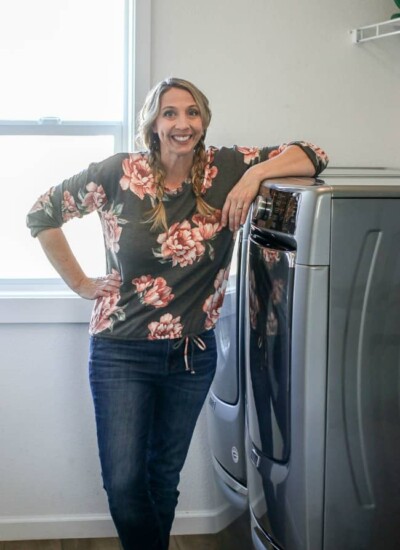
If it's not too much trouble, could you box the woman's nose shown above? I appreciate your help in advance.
[175,113,190,129]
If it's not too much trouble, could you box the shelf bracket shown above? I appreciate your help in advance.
[351,18,400,44]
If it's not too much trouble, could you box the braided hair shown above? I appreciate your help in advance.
[137,78,215,231]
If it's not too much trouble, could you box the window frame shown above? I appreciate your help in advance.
[0,0,151,150]
[0,121,124,150]
[0,0,151,319]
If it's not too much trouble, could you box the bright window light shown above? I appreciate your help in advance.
[0,0,129,282]
[0,0,125,121]
[1,135,115,279]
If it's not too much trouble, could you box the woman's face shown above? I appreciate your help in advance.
[152,87,204,161]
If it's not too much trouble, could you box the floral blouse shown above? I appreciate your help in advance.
[26,142,328,340]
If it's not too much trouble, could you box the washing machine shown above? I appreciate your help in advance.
[207,220,249,510]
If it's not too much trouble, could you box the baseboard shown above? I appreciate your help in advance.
[0,514,117,541]
[0,504,242,541]
[173,502,242,535]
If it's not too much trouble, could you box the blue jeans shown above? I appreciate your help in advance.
[88,330,217,550]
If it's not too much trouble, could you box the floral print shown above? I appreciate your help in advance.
[203,266,230,330]
[201,147,219,194]
[154,220,205,267]
[99,202,127,253]
[132,275,174,308]
[120,153,157,200]
[237,146,261,165]
[132,274,154,293]
[62,183,108,222]
[268,144,289,160]
[148,313,183,340]
[192,210,222,240]
[192,210,223,261]
[153,211,223,268]
[90,278,126,334]
[79,182,107,212]
[28,187,55,216]
[26,142,328,339]
[267,141,329,172]
[62,191,81,222]
[296,141,329,164]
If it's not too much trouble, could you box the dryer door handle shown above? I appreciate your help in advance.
[250,446,261,469]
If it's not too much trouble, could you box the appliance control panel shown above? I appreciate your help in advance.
[252,189,300,235]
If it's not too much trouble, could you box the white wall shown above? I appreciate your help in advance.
[151,0,399,167]
[1,0,399,541]
[0,320,228,540]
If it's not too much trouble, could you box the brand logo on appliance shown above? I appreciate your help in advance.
[231,446,239,463]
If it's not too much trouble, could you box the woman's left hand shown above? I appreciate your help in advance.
[221,166,262,232]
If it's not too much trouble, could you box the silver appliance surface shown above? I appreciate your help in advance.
[245,172,400,550]
[207,226,248,508]
[321,166,400,178]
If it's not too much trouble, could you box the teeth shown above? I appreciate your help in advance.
[173,136,191,142]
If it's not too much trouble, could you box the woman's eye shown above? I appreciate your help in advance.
[163,110,175,118]
[188,109,200,117]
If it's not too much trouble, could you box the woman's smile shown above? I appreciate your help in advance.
[172,134,192,142]
[152,87,204,160]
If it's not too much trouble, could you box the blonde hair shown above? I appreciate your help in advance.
[137,77,215,231]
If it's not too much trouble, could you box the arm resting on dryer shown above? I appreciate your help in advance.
[222,145,317,231]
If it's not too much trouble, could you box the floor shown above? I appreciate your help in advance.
[0,512,254,550]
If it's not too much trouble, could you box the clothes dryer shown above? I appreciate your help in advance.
[246,169,400,550]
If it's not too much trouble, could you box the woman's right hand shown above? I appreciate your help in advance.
[75,271,122,300]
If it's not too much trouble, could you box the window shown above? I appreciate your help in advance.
[0,0,150,284]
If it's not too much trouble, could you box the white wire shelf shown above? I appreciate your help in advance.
[351,18,400,43]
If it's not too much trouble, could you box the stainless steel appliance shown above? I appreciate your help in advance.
[207,221,249,510]
[209,168,400,550]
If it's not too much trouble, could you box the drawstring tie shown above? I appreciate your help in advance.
[172,335,207,374]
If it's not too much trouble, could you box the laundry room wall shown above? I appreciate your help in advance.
[1,0,398,542]
[151,0,399,168]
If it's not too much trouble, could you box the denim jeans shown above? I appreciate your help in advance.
[88,330,217,550]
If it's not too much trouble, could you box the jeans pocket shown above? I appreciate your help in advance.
[198,328,216,350]
[190,330,217,374]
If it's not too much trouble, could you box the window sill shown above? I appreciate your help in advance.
[0,281,93,324]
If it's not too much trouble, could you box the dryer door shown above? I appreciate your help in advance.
[245,232,296,550]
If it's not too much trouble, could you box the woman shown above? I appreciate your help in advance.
[26,77,328,550]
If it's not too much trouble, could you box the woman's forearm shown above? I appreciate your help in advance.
[37,227,87,292]
[37,228,121,299]
[221,145,318,231]
[251,144,316,181]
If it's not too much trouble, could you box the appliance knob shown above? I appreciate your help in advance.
[253,195,273,221]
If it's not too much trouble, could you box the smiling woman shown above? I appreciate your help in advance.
[153,89,205,167]
[137,79,215,231]
[26,76,328,550]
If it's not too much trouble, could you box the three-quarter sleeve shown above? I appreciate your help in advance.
[26,159,112,238]
[286,141,329,176]
[234,142,328,177]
